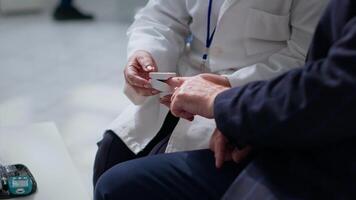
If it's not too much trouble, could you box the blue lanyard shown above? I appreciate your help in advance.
[202,0,217,61]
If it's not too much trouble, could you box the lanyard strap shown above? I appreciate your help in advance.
[203,0,217,60]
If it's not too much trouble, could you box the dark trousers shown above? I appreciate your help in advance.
[93,112,180,185]
[93,112,246,199]
[95,149,244,200]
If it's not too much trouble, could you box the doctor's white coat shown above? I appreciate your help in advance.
[108,0,328,154]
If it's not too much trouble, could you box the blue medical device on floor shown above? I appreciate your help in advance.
[0,164,37,199]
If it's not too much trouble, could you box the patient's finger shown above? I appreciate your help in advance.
[232,146,252,164]
[170,99,183,117]
[171,106,194,121]
[224,144,235,161]
[214,135,227,169]
[180,111,194,121]
[160,95,177,110]
[161,94,172,102]
[159,97,171,108]
[165,77,187,88]
[209,129,219,151]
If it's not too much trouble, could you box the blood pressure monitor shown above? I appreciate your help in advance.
[0,164,37,199]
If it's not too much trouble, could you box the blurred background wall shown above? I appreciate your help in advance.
[0,0,148,197]
[0,0,147,22]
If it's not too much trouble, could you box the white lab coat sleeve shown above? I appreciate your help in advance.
[225,0,327,88]
[124,0,191,104]
[127,0,191,71]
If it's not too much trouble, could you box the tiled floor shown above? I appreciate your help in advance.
[0,0,145,195]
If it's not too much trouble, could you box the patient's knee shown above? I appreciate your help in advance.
[94,163,142,200]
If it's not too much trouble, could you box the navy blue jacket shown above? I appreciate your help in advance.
[214,0,356,198]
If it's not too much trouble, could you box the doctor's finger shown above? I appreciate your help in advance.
[136,52,157,72]
[125,69,151,88]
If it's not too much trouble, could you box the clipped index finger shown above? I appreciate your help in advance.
[165,77,187,88]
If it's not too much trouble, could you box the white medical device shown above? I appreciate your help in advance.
[149,72,177,96]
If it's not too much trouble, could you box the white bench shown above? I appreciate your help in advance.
[0,122,90,200]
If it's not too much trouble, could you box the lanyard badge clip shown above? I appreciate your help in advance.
[201,0,216,73]
[200,49,209,71]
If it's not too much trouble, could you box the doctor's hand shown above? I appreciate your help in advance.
[124,50,160,96]
[209,128,252,168]
[164,74,230,120]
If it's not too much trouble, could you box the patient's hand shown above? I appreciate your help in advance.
[164,74,230,120]
[124,50,160,96]
[209,128,251,168]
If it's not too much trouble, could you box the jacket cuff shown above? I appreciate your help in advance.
[213,88,249,150]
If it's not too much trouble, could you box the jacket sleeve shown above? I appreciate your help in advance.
[225,0,328,88]
[214,17,356,150]
[124,0,191,104]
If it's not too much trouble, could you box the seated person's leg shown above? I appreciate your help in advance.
[94,112,180,186]
[93,131,139,186]
[95,149,245,200]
